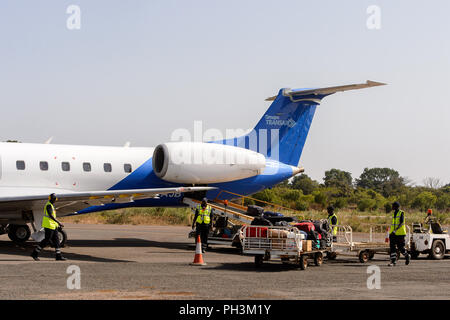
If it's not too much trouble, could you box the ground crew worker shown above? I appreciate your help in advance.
[191,198,214,253]
[388,201,410,266]
[424,209,435,228]
[327,206,338,242]
[31,193,66,261]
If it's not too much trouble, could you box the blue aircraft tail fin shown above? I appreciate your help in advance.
[219,81,385,167]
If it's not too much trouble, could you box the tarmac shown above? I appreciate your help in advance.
[0,223,449,300]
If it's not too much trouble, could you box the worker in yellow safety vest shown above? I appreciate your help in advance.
[31,193,66,261]
[191,198,214,253]
[388,201,410,266]
[327,206,338,242]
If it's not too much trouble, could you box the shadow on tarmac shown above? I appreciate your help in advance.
[66,238,189,249]
[0,240,130,263]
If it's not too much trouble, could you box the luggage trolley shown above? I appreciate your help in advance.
[240,225,330,270]
[331,224,411,263]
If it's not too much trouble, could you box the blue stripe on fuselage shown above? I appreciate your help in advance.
[75,157,294,215]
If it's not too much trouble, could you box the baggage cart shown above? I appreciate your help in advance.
[331,224,411,263]
[240,225,331,270]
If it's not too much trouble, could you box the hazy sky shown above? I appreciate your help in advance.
[1,1,449,186]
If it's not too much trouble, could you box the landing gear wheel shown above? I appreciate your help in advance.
[254,255,264,268]
[8,224,31,243]
[429,240,445,260]
[326,252,337,260]
[359,250,370,263]
[299,255,308,270]
[314,252,323,266]
[50,228,67,248]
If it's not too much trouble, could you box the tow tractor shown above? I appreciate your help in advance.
[409,222,450,260]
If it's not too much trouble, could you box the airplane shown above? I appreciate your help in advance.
[0,80,385,245]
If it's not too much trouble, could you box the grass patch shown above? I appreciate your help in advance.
[61,206,449,233]
[61,207,193,226]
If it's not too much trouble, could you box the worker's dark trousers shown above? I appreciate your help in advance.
[34,228,60,255]
[195,223,210,250]
[389,234,407,263]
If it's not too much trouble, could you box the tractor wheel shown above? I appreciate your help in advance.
[429,240,445,260]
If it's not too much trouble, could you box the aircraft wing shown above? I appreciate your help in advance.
[0,186,216,215]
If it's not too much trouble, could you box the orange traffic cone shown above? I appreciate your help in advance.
[190,235,206,266]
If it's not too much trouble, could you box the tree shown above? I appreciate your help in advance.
[356,167,405,197]
[412,191,437,211]
[290,174,319,195]
[423,177,442,189]
[323,169,353,196]
[436,193,450,211]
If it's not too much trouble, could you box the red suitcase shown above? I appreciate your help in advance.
[245,226,268,238]
[294,222,315,233]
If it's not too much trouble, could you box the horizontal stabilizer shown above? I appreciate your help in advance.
[265,80,386,101]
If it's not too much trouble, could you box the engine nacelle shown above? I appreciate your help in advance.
[152,142,266,184]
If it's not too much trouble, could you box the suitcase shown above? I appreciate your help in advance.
[247,205,264,217]
[245,226,268,237]
[294,222,315,233]
[263,211,284,217]
[264,216,295,224]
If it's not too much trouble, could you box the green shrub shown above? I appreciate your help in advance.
[412,191,437,211]
[295,200,308,211]
[357,198,376,211]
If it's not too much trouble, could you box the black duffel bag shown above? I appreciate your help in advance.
[247,205,264,217]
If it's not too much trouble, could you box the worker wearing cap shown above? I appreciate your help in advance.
[31,194,66,261]
[388,201,410,266]
[424,209,435,231]
[327,206,338,242]
[191,198,214,253]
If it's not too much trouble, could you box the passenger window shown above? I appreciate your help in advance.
[83,162,91,172]
[124,163,132,173]
[104,163,112,173]
[16,160,25,170]
[61,162,70,172]
[40,161,48,171]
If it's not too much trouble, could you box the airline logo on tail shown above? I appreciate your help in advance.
[264,115,296,128]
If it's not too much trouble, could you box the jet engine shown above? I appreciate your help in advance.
[152,142,266,184]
